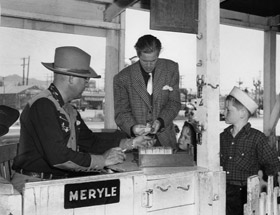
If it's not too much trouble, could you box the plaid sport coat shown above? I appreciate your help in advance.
[113,58,181,148]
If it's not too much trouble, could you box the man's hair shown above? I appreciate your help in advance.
[134,35,162,56]
[225,95,251,117]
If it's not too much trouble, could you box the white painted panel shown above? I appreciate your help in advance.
[148,204,195,215]
[23,173,145,215]
[146,175,195,211]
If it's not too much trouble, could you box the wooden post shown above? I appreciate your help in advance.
[263,30,276,142]
[196,0,220,171]
[273,187,279,214]
[259,192,266,215]
[119,12,126,71]
[104,14,125,129]
[245,175,260,215]
[105,29,119,129]
[266,176,274,215]
[0,190,22,215]
[198,171,226,215]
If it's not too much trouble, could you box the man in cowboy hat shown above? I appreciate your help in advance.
[11,46,153,193]
[0,105,19,137]
[220,86,280,215]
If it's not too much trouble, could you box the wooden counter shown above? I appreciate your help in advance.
[1,152,225,215]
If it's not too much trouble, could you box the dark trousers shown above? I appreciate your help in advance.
[226,184,247,215]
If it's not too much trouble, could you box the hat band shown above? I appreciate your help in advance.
[53,66,90,75]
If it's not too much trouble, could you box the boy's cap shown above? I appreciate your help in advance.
[229,86,258,114]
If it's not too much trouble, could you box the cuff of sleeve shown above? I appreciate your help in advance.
[89,154,105,170]
[119,138,134,151]
[157,118,165,130]
[130,126,136,137]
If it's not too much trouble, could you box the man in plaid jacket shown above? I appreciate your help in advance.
[114,35,181,148]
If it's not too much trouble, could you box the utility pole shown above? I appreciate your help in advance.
[26,56,30,85]
[21,58,26,85]
[237,78,243,88]
[21,56,30,86]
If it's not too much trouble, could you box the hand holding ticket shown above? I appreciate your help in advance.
[133,124,151,136]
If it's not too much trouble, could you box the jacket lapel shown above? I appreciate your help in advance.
[131,63,152,108]
[153,60,166,102]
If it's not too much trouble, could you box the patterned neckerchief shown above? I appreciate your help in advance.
[48,83,65,108]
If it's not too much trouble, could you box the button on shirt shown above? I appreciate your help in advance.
[220,123,280,182]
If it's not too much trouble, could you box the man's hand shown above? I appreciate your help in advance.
[258,170,268,191]
[150,119,161,134]
[103,147,126,166]
[133,135,156,148]
[133,124,151,136]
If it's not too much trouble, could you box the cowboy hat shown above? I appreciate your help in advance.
[229,86,258,114]
[42,46,101,79]
[0,105,20,137]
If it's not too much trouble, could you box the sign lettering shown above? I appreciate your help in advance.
[64,179,120,209]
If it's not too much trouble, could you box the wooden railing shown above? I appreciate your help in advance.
[245,175,280,215]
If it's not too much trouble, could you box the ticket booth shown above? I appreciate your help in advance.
[2,0,278,214]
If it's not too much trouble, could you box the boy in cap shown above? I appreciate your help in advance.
[11,46,153,193]
[220,86,280,215]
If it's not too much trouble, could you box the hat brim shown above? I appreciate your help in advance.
[0,105,20,126]
[42,62,101,79]
[0,105,19,137]
[0,125,8,137]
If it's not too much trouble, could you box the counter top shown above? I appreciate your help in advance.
[108,151,208,180]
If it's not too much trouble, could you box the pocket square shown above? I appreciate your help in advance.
[162,85,173,91]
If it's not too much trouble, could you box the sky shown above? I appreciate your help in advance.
[0,8,280,95]
[125,9,280,95]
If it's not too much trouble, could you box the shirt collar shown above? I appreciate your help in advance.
[140,63,155,78]
[224,122,251,135]
[48,83,65,107]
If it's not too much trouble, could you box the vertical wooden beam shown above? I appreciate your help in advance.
[119,11,126,71]
[212,171,226,215]
[196,0,220,171]
[263,30,276,140]
[198,171,226,215]
[105,29,119,129]
[104,13,125,129]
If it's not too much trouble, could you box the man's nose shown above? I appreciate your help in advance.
[146,62,154,67]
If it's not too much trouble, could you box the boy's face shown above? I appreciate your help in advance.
[178,125,193,150]
[224,100,241,125]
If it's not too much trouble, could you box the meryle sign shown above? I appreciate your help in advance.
[64,179,120,209]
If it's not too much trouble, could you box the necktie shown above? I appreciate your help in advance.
[147,73,153,94]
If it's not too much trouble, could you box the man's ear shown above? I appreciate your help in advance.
[240,108,250,119]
